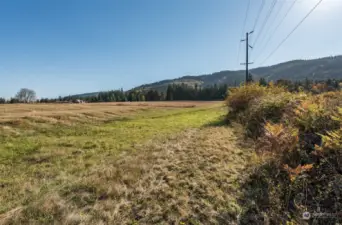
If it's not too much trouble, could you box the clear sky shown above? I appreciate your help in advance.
[0,0,341,98]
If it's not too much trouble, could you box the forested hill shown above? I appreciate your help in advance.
[134,56,342,92]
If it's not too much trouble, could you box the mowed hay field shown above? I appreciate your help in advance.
[0,101,254,224]
[0,101,215,122]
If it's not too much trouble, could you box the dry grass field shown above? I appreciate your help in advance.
[0,101,255,224]
[0,101,215,122]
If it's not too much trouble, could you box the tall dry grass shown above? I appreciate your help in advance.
[0,101,216,123]
[1,127,254,225]
[226,83,342,224]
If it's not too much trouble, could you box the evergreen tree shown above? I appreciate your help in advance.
[304,77,311,90]
[9,98,19,104]
[259,77,268,86]
[247,73,254,83]
[166,85,174,101]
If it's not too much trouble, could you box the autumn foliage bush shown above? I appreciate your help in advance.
[294,95,340,133]
[227,83,342,224]
[227,83,297,137]
[226,83,286,116]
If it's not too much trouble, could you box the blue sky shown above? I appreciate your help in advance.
[0,0,341,98]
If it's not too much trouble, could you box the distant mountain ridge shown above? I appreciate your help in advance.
[134,56,342,92]
[72,55,342,97]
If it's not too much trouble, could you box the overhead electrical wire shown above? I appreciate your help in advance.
[254,0,298,62]
[254,0,285,52]
[252,0,278,47]
[260,0,324,65]
[252,0,266,32]
[237,0,251,66]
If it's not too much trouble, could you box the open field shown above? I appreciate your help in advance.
[0,101,216,122]
[2,86,342,224]
[0,101,257,224]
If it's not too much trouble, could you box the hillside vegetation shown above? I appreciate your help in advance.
[226,83,342,224]
[44,56,342,101]
[134,56,342,92]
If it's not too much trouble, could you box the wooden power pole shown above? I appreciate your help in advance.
[241,31,254,83]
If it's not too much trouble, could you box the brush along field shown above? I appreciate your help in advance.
[0,102,254,224]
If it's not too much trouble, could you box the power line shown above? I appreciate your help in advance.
[254,0,298,62]
[252,0,278,47]
[237,0,251,66]
[252,0,266,31]
[254,0,285,53]
[240,0,251,39]
[260,0,324,65]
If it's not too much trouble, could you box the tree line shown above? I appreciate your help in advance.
[258,77,341,93]
[0,84,228,103]
[54,83,229,103]
[0,88,36,104]
[166,83,228,100]
[1,79,341,104]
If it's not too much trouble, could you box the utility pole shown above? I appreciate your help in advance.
[241,31,254,83]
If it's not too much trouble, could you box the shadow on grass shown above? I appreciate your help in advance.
[203,115,256,152]
[238,154,342,225]
[203,115,228,127]
[237,161,288,225]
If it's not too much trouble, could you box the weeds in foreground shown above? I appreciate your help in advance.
[227,83,342,224]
